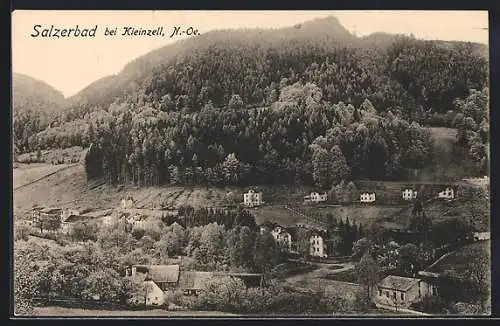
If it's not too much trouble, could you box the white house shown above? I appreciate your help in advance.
[243,189,263,207]
[473,232,490,241]
[129,280,166,307]
[402,189,418,201]
[374,275,438,308]
[360,193,376,203]
[309,235,328,258]
[438,187,455,200]
[305,192,328,203]
[271,226,292,251]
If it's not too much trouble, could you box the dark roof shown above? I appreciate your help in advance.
[378,275,420,291]
[178,271,214,290]
[134,265,180,283]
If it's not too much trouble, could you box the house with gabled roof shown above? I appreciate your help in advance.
[130,264,180,291]
[178,271,214,296]
[374,275,437,308]
[243,188,263,207]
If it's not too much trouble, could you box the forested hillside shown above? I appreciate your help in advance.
[12,73,66,154]
[12,16,489,188]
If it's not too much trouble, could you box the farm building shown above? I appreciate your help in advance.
[360,192,376,203]
[243,189,263,207]
[129,264,180,291]
[437,187,455,200]
[178,271,214,296]
[31,206,63,220]
[374,275,437,308]
[402,189,418,201]
[304,192,328,203]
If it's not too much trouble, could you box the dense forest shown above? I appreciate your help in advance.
[12,17,489,188]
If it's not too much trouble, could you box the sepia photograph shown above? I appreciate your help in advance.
[11,10,491,317]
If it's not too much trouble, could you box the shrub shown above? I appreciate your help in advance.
[411,296,450,314]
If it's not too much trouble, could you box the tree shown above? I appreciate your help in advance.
[397,243,419,276]
[295,228,310,258]
[222,153,246,185]
[330,146,350,184]
[234,208,257,230]
[356,253,381,302]
[465,246,491,313]
[69,221,98,242]
[352,237,374,260]
[253,231,281,273]
[13,245,41,315]
[195,276,247,312]
[311,146,333,188]
[82,268,125,302]
[228,94,244,110]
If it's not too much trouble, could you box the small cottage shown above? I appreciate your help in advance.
[437,187,455,200]
[360,192,376,203]
[129,280,165,306]
[374,275,437,308]
[305,192,328,203]
[402,189,418,201]
[243,189,263,207]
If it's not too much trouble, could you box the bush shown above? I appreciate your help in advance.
[411,296,450,314]
[15,223,33,241]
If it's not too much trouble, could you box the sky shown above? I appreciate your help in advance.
[12,10,489,98]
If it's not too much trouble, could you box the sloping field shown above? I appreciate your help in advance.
[13,164,311,221]
[382,195,490,232]
[13,163,72,189]
[425,240,490,275]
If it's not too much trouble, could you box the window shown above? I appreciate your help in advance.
[401,293,405,301]
[385,291,389,298]
[155,297,158,300]
[393,292,396,300]
[379,289,382,296]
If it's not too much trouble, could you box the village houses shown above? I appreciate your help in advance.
[243,189,263,207]
[374,275,438,308]
[360,192,376,203]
